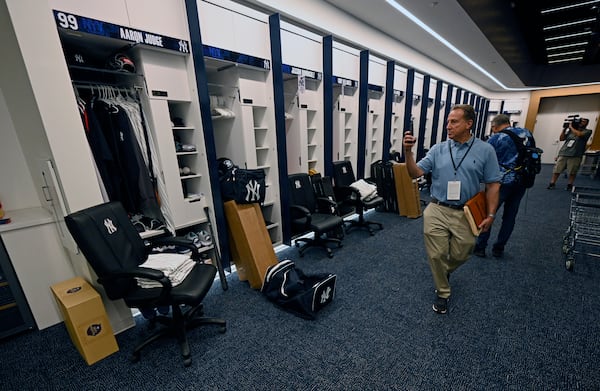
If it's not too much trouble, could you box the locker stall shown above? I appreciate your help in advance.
[331,41,360,169]
[390,65,408,155]
[429,79,445,147]
[502,99,527,128]
[364,55,387,176]
[422,76,438,152]
[280,22,324,176]
[410,72,425,159]
[197,0,282,246]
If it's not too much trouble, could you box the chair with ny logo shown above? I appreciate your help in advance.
[65,201,226,367]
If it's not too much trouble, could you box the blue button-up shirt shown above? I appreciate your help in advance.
[417,135,501,205]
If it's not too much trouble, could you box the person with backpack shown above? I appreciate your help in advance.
[474,114,538,258]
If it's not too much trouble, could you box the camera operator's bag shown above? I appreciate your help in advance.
[500,130,543,188]
[218,158,266,204]
[261,260,336,320]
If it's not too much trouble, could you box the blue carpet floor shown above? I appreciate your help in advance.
[1,164,599,390]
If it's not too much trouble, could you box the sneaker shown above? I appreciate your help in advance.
[196,230,213,247]
[566,184,573,191]
[473,247,486,258]
[184,231,201,248]
[492,247,504,258]
[432,296,448,314]
[547,183,555,190]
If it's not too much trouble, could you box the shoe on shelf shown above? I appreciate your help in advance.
[432,296,448,314]
[492,247,504,258]
[196,230,213,247]
[184,232,202,249]
[566,184,573,191]
[473,247,486,258]
[547,183,555,189]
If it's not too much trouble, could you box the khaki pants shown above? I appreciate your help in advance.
[553,156,583,176]
[423,202,476,299]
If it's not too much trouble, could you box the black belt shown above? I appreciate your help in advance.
[430,198,464,210]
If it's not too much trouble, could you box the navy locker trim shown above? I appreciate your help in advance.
[382,60,395,162]
[268,13,291,245]
[323,36,333,177]
[357,50,369,179]
[455,87,462,105]
[430,79,443,147]
[401,68,415,162]
[442,84,454,141]
[416,75,430,160]
[184,0,230,269]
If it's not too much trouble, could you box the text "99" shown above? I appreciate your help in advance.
[56,12,78,30]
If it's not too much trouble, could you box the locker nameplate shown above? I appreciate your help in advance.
[53,10,190,54]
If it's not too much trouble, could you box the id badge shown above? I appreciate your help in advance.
[447,181,461,200]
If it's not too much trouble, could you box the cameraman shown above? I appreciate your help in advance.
[547,118,592,190]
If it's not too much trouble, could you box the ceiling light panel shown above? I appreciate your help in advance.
[544,31,593,41]
[548,56,585,63]
[541,0,600,14]
[543,17,596,30]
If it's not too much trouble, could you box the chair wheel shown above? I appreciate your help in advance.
[327,251,334,258]
[566,259,574,271]
[295,242,300,248]
[338,243,343,248]
[219,326,227,334]
[183,357,192,367]
[130,352,140,363]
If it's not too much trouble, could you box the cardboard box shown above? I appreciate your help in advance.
[392,163,422,218]
[50,277,119,365]
[224,201,278,289]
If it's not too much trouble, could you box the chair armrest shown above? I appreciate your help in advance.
[341,185,361,201]
[99,267,172,300]
[290,204,312,224]
[316,196,339,214]
[148,236,201,261]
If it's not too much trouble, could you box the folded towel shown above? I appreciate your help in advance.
[350,179,378,201]
[136,254,196,288]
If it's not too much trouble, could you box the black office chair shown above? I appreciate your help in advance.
[64,201,226,367]
[332,160,384,235]
[288,173,344,258]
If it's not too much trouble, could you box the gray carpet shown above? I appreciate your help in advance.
[2,164,599,390]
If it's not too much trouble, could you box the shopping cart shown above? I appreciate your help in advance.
[578,151,600,178]
[563,186,600,271]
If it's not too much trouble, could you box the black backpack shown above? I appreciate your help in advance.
[500,129,543,188]
[217,157,266,204]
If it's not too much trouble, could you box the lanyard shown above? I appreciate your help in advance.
[449,138,475,175]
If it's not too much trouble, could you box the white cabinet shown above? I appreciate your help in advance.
[0,208,74,330]
[206,61,282,245]
[332,83,359,166]
[365,89,385,174]
[390,90,406,155]
[285,75,324,175]
[148,99,209,230]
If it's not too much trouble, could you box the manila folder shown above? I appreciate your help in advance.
[463,191,487,236]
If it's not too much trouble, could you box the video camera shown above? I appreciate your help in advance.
[563,115,581,130]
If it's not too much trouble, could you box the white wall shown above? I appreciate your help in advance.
[0,89,39,210]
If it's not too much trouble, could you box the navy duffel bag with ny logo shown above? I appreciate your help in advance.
[261,260,336,320]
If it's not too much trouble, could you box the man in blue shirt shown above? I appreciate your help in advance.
[474,114,534,258]
[404,105,501,314]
